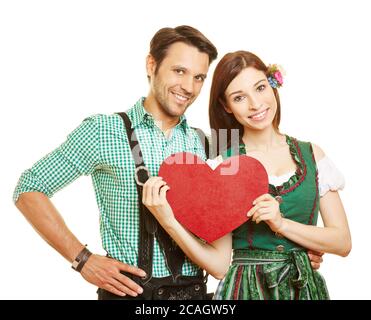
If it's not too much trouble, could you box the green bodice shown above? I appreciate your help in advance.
[224,135,319,252]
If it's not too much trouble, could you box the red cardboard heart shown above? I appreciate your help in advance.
[158,152,269,243]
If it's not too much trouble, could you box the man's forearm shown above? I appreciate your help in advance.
[15,192,84,263]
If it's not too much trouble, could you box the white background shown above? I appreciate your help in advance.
[1,0,370,299]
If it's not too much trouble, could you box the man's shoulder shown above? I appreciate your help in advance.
[83,113,124,132]
[85,113,120,124]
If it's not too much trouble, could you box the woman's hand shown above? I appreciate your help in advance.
[142,176,174,225]
[247,193,284,233]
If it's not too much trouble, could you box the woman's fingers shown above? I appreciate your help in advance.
[247,201,272,218]
[252,193,274,205]
[247,205,258,218]
[252,209,272,223]
[159,185,170,199]
[142,177,165,205]
[152,179,167,203]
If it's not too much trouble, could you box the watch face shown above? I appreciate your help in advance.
[72,260,79,269]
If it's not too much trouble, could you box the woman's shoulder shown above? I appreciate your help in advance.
[287,135,326,163]
[311,143,326,162]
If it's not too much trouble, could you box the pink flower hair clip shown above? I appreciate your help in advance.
[267,64,285,89]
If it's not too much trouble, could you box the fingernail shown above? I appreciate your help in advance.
[137,287,143,294]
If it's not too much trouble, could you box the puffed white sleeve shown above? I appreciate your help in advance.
[317,156,345,197]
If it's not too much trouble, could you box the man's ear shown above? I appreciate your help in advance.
[146,54,157,78]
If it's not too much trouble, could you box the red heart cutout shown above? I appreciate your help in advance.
[158,152,269,243]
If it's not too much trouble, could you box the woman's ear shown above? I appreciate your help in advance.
[146,54,157,79]
[219,98,232,114]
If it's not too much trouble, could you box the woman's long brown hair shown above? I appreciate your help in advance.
[209,51,281,157]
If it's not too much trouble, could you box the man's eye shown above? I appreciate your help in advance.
[195,75,205,82]
[175,69,184,75]
[257,84,266,92]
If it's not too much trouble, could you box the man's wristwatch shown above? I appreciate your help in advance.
[71,246,92,272]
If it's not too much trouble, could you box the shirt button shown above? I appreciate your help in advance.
[276,245,285,252]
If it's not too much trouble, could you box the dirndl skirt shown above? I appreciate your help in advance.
[213,249,329,300]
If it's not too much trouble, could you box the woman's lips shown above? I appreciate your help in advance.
[248,108,269,121]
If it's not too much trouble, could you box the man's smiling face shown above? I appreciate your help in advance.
[147,41,210,118]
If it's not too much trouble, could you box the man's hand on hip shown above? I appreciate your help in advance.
[80,254,146,297]
[307,250,324,270]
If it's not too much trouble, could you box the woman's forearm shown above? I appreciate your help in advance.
[277,218,351,256]
[160,216,231,279]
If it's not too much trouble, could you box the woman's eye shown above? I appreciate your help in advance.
[233,96,245,102]
[257,84,266,92]
[175,69,184,75]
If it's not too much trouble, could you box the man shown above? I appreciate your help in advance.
[14,25,323,299]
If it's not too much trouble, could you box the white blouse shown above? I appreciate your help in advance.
[207,155,345,197]
[316,156,345,197]
[268,156,345,197]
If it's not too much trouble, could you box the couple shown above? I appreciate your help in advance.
[14,25,351,300]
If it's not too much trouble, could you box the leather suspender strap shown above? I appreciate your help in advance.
[117,112,185,282]
[191,127,210,159]
[118,112,155,282]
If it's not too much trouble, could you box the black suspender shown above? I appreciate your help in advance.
[191,127,210,159]
[118,112,156,283]
[117,112,209,283]
[119,112,209,283]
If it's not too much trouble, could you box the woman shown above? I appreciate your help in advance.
[142,51,351,300]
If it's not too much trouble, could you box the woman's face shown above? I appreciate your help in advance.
[224,67,277,131]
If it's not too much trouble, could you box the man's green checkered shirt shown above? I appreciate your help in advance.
[13,97,207,277]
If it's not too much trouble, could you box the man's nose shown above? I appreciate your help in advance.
[180,76,194,96]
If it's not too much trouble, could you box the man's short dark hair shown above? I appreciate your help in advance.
[149,25,218,72]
